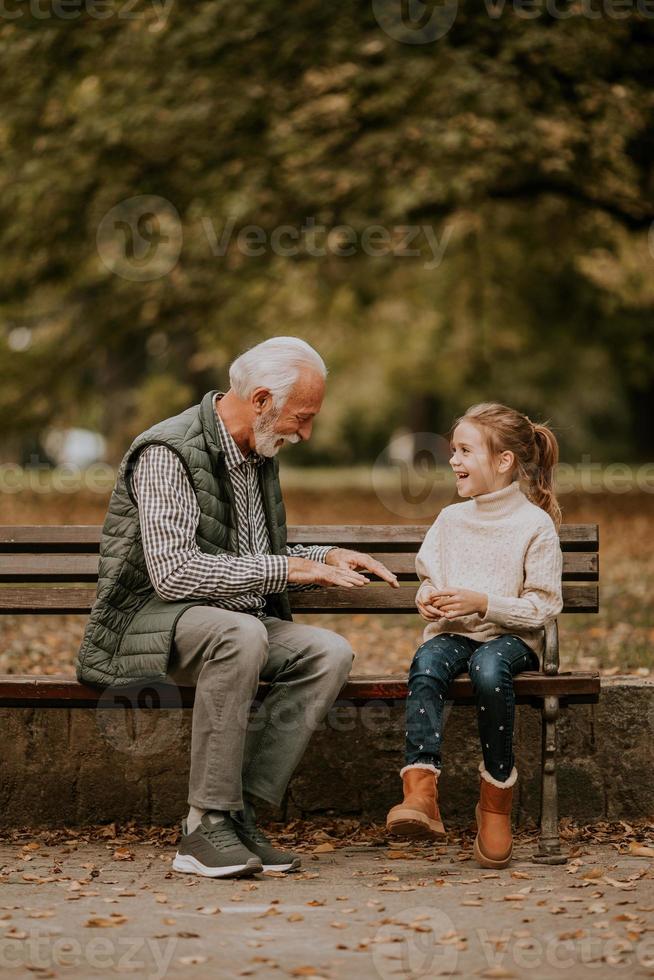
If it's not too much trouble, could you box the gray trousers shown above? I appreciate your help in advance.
[167,605,354,811]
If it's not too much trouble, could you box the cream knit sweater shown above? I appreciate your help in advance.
[415,481,563,656]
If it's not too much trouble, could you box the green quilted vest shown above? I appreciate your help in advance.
[75,389,292,688]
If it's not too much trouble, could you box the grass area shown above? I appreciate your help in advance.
[0,472,652,677]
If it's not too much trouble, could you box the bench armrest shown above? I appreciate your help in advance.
[542,619,560,675]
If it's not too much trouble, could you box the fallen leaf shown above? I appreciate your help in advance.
[602,876,636,891]
[84,915,128,928]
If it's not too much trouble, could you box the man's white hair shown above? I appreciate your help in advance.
[229,337,327,407]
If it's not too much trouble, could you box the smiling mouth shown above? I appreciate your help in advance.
[455,472,469,480]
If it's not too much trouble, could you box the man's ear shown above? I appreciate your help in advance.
[497,450,514,474]
[251,387,272,415]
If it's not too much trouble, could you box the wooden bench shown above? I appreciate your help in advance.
[0,523,600,864]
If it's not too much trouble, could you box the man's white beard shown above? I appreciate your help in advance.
[253,408,300,457]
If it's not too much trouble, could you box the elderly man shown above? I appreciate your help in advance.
[76,337,398,879]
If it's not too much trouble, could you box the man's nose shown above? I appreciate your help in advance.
[298,421,313,441]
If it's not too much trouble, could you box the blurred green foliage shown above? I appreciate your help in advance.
[0,1,653,463]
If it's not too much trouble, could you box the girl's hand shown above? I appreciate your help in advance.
[416,585,445,621]
[429,588,488,619]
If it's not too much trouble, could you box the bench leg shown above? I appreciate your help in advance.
[532,695,567,865]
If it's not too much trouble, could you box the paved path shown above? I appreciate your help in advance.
[1,836,653,979]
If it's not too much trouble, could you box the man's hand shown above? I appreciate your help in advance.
[325,548,400,589]
[287,557,371,588]
[428,588,488,620]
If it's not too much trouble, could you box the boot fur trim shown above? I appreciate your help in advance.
[479,761,517,789]
[400,763,441,777]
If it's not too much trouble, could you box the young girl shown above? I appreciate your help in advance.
[386,402,563,869]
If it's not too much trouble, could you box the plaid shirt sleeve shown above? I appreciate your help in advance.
[131,445,288,601]
[284,543,337,591]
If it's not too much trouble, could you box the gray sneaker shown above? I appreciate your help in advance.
[173,812,263,879]
[231,801,301,873]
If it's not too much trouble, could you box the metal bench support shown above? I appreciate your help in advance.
[533,693,567,864]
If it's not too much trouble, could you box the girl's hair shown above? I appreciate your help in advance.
[453,402,562,527]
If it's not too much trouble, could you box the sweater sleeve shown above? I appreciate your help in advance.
[415,515,446,604]
[481,523,563,630]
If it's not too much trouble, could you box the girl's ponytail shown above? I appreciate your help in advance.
[530,423,562,528]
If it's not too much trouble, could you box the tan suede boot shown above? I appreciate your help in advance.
[473,761,517,869]
[386,764,446,839]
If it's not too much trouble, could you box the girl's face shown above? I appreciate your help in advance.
[449,420,513,498]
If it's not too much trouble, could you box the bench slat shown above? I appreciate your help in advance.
[291,583,598,613]
[288,524,599,552]
[0,582,599,614]
[0,671,601,708]
[0,551,599,582]
[0,523,599,552]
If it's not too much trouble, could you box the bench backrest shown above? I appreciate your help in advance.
[0,524,599,615]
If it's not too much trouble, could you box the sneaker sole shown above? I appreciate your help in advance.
[172,853,262,879]
[261,858,301,873]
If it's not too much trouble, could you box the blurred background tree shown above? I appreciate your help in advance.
[1,1,653,463]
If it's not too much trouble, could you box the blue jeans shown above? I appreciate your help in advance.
[405,633,540,782]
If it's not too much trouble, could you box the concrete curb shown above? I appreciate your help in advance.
[1,676,652,827]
